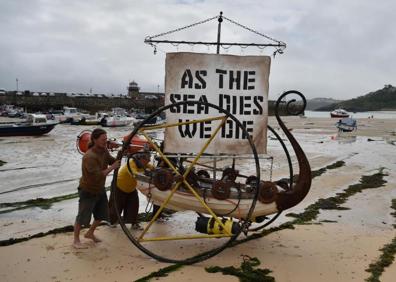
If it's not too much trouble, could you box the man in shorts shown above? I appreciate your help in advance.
[73,128,120,249]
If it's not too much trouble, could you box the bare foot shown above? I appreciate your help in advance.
[84,233,102,243]
[72,241,88,249]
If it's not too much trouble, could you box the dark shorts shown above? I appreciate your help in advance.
[75,188,109,227]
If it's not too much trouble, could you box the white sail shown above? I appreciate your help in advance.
[164,52,270,155]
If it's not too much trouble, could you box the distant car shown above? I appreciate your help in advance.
[16,91,23,96]
[32,92,39,96]
[0,91,5,96]
[40,92,47,96]
[49,92,55,96]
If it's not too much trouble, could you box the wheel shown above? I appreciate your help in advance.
[111,100,261,264]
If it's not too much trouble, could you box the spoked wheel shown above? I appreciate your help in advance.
[111,100,261,264]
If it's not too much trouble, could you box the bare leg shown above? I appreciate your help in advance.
[73,223,88,249]
[84,220,102,242]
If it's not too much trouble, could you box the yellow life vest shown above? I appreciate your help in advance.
[117,160,153,193]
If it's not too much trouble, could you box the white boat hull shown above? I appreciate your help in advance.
[102,116,135,127]
[136,181,279,219]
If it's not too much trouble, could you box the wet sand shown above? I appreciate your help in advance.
[0,116,395,281]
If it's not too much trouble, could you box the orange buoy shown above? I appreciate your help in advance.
[123,134,154,154]
[76,130,92,154]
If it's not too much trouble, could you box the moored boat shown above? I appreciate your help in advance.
[335,117,357,132]
[100,114,135,127]
[70,115,100,125]
[0,114,58,137]
[55,107,88,123]
[330,108,349,118]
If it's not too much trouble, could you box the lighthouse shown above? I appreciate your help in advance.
[127,81,140,98]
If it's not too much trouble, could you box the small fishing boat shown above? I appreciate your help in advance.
[0,114,58,137]
[330,108,349,118]
[133,116,165,127]
[55,107,88,123]
[335,117,357,132]
[100,114,135,127]
[70,115,100,125]
[99,108,136,127]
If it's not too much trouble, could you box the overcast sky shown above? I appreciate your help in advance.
[0,0,395,100]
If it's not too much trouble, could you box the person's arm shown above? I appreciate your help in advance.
[102,159,120,176]
[102,150,120,176]
[106,150,117,164]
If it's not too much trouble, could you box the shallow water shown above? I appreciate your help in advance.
[0,119,395,241]
[305,110,396,119]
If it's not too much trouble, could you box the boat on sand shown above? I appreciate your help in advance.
[330,109,349,118]
[0,114,58,137]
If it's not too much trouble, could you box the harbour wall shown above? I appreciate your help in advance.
[0,94,162,114]
[1,94,282,115]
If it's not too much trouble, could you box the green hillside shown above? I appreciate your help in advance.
[317,85,396,112]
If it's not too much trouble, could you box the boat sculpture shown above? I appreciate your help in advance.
[0,114,58,137]
[106,91,311,264]
[80,11,310,265]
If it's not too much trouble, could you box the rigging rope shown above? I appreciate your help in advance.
[144,12,286,54]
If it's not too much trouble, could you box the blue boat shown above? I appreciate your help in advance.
[0,114,58,137]
[336,117,357,132]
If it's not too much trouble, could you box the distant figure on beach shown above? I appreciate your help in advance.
[73,128,120,249]
[109,151,154,230]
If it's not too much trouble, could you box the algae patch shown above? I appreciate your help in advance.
[134,264,184,282]
[0,192,79,213]
[206,256,274,282]
[0,225,73,246]
[0,186,112,214]
[295,160,345,181]
[287,168,388,223]
[365,198,396,282]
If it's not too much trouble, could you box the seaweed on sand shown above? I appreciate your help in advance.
[365,198,396,282]
[287,167,388,223]
[205,255,274,282]
[0,192,80,213]
[0,160,6,166]
[0,225,74,246]
[299,160,346,181]
[134,264,184,282]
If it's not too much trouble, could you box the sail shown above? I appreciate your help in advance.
[164,52,270,155]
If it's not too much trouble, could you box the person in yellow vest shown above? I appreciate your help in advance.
[109,151,154,230]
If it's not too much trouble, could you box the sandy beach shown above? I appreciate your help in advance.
[0,116,395,281]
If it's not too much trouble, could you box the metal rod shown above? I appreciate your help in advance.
[158,154,273,160]
[139,233,232,242]
[144,39,285,48]
[216,11,223,54]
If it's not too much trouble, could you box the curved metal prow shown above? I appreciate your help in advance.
[274,90,312,211]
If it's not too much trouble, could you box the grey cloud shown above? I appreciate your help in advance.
[0,0,395,99]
